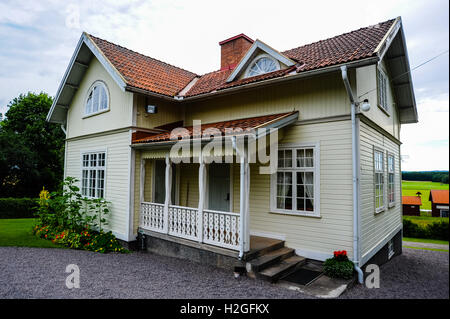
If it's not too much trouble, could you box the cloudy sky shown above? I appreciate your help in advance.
[0,0,448,171]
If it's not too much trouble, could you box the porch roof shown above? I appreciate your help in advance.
[131,111,298,145]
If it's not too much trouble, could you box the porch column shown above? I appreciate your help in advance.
[197,155,207,243]
[139,159,146,204]
[239,145,250,253]
[163,153,172,233]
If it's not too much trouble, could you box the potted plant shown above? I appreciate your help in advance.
[323,250,354,280]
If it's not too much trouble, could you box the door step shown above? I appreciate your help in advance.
[245,236,307,283]
[257,255,306,283]
[248,247,295,272]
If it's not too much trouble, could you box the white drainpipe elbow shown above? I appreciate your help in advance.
[60,124,67,136]
[354,265,364,284]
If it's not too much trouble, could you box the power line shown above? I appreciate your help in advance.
[357,49,449,99]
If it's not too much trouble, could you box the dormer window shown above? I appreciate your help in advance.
[245,55,280,78]
[85,81,109,116]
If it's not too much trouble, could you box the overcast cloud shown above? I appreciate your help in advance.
[0,0,448,171]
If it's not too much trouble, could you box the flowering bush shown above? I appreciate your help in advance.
[333,250,348,262]
[323,250,354,280]
[33,177,127,254]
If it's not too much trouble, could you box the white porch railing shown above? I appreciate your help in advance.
[140,202,240,251]
[202,209,240,250]
[140,202,165,233]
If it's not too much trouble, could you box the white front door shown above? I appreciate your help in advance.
[208,163,231,212]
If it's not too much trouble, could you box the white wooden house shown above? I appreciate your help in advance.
[47,17,417,282]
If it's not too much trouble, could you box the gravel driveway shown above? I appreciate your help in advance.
[0,247,313,299]
[340,248,449,299]
[0,247,447,299]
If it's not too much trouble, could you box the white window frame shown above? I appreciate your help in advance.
[245,54,280,78]
[84,80,110,117]
[387,153,395,208]
[374,147,386,214]
[81,149,107,199]
[377,68,389,114]
[270,142,320,217]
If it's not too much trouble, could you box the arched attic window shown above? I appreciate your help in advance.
[245,54,280,78]
[85,81,109,116]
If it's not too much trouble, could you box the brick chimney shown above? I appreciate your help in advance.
[219,34,254,70]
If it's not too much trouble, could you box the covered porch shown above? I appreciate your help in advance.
[138,152,250,256]
[132,112,299,258]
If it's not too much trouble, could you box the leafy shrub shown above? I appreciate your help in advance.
[426,221,449,241]
[403,219,449,241]
[33,177,127,254]
[0,198,36,219]
[403,219,427,238]
[323,250,354,280]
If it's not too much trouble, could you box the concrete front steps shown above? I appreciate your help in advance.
[244,236,306,283]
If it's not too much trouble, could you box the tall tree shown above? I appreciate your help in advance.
[0,92,65,197]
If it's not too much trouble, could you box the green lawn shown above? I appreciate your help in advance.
[0,218,62,248]
[402,180,449,211]
[403,237,449,245]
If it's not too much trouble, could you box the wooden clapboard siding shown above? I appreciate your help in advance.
[184,72,350,126]
[134,94,185,128]
[232,120,355,260]
[65,130,131,240]
[359,120,402,261]
[356,62,401,140]
[66,56,133,139]
[179,163,200,208]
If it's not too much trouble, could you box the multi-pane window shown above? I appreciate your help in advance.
[374,149,385,212]
[85,82,109,116]
[388,154,395,206]
[246,56,279,77]
[273,146,318,216]
[82,152,106,198]
[377,69,388,112]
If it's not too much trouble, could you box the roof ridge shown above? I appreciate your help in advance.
[87,33,198,77]
[281,18,396,54]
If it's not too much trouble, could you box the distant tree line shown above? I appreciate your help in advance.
[402,171,449,184]
[0,92,65,198]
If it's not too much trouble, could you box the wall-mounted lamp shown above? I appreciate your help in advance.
[145,105,158,114]
[360,99,370,112]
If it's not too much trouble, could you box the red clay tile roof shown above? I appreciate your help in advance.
[88,34,197,97]
[88,18,395,98]
[184,69,233,97]
[429,190,449,205]
[402,196,422,206]
[282,19,395,72]
[132,111,297,144]
[184,19,396,97]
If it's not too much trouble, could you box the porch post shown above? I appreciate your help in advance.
[163,153,172,233]
[197,155,206,243]
[139,159,145,204]
[239,143,250,253]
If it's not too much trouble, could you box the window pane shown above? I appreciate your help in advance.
[277,183,284,196]
[99,86,108,110]
[285,150,292,168]
[285,197,292,210]
[92,86,100,113]
[278,150,284,168]
[297,198,305,211]
[86,91,93,114]
[277,197,284,209]
[306,198,314,211]
[297,185,305,198]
